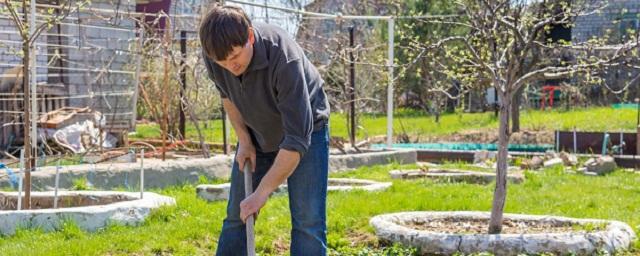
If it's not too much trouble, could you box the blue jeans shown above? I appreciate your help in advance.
[216,126,329,255]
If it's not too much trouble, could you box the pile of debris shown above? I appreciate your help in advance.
[520,151,618,175]
[38,107,117,154]
[520,151,578,170]
[473,150,519,171]
[580,156,618,176]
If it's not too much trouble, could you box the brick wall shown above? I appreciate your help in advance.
[49,0,138,132]
[573,0,640,43]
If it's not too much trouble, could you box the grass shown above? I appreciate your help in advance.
[132,107,640,143]
[1,163,639,255]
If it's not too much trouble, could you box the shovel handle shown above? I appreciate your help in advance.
[243,162,256,256]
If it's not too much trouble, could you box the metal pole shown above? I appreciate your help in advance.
[636,98,639,157]
[243,162,255,256]
[54,153,61,209]
[602,133,609,156]
[636,97,639,128]
[263,0,269,24]
[349,26,356,147]
[222,102,229,155]
[17,149,24,211]
[386,18,394,149]
[140,148,144,199]
[620,131,624,156]
[637,124,640,158]
[494,88,499,118]
[179,31,187,139]
[555,130,559,152]
[573,127,577,153]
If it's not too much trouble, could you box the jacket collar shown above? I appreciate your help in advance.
[246,27,268,72]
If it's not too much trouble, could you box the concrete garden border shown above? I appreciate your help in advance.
[0,191,175,235]
[325,178,392,192]
[370,211,636,255]
[196,178,392,202]
[328,149,417,172]
[1,149,415,190]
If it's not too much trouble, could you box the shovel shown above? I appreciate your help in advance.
[243,161,256,256]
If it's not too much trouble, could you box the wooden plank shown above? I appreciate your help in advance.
[47,96,53,113]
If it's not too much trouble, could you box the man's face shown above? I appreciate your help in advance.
[215,29,255,76]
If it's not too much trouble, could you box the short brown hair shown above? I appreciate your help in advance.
[199,5,252,61]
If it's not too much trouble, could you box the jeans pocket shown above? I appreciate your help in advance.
[312,126,329,145]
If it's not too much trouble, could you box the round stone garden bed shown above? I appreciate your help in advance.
[0,191,175,235]
[196,178,391,202]
[370,211,635,255]
[390,169,524,184]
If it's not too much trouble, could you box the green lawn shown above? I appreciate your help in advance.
[1,164,638,255]
[133,107,639,144]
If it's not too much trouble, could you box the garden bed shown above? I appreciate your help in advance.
[370,211,636,255]
[196,178,391,202]
[0,191,175,235]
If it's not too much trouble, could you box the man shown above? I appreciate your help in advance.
[199,4,330,255]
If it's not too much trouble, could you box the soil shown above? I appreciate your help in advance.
[405,217,603,234]
[327,180,371,186]
[346,229,378,246]
[0,193,136,210]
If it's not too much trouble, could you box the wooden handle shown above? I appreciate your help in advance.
[243,162,256,256]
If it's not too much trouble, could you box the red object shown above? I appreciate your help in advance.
[136,0,172,32]
[540,85,559,110]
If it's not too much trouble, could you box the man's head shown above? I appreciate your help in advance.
[200,5,255,76]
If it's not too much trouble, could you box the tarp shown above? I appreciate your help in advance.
[612,103,639,109]
[372,143,554,152]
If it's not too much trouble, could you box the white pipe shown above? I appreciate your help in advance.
[17,149,24,211]
[0,92,136,102]
[226,0,457,20]
[30,0,38,158]
[54,154,61,209]
[386,18,394,149]
[0,60,137,75]
[140,149,144,199]
[5,3,199,18]
[131,29,144,130]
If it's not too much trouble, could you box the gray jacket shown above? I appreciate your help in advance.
[203,22,330,156]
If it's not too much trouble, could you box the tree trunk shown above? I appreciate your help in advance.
[489,91,511,234]
[511,86,524,133]
[22,35,32,209]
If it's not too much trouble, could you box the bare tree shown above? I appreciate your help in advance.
[1,0,88,209]
[412,0,639,233]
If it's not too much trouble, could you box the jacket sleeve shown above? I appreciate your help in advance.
[273,58,313,157]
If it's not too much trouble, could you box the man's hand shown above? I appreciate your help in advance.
[240,191,268,223]
[237,142,256,172]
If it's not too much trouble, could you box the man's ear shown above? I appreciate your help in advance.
[248,27,255,45]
